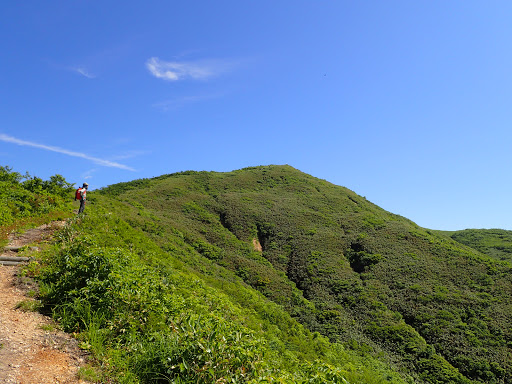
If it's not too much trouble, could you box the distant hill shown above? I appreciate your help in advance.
[92,165,512,383]
[446,228,512,263]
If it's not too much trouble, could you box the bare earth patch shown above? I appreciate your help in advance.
[0,222,88,384]
[252,238,262,252]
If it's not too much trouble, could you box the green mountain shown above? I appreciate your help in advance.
[90,165,512,384]
[5,164,512,383]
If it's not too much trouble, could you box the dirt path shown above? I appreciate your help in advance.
[0,222,88,384]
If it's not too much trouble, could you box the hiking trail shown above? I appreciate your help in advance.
[0,221,88,384]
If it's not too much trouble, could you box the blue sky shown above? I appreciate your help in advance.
[2,1,512,231]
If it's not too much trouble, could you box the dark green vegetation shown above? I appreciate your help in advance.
[446,229,512,264]
[92,165,512,384]
[39,209,402,383]
[5,164,512,383]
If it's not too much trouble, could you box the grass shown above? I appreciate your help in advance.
[39,323,57,332]
[15,299,43,312]
[77,365,103,382]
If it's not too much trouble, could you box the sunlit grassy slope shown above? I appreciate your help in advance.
[91,164,512,384]
[42,211,404,383]
[36,171,408,384]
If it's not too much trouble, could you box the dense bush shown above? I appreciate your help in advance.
[0,166,74,227]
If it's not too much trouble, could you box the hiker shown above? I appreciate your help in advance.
[75,182,89,214]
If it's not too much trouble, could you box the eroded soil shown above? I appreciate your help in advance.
[0,222,88,384]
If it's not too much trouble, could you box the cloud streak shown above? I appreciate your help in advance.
[0,134,135,171]
[146,57,235,81]
[73,67,96,79]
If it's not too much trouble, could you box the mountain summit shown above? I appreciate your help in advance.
[94,165,512,383]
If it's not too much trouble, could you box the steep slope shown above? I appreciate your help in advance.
[98,165,512,384]
[38,204,405,383]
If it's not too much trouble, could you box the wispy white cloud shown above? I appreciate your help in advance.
[146,57,235,81]
[73,67,96,79]
[82,169,97,180]
[0,134,135,171]
[44,59,97,79]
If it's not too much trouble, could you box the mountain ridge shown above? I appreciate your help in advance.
[93,164,512,383]
[4,164,510,383]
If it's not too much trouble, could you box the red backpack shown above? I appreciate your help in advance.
[75,188,83,200]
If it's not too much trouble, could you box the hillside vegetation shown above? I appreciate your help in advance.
[0,166,73,240]
[94,165,512,384]
[4,164,512,383]
[446,229,512,264]
[38,207,403,383]
[1,166,407,383]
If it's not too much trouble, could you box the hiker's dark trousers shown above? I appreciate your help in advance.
[78,199,86,214]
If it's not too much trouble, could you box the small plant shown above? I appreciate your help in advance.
[77,365,103,382]
[15,299,42,312]
[39,323,57,332]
